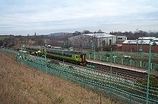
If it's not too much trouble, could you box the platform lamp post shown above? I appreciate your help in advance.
[146,40,155,104]
[110,48,113,75]
[93,41,95,60]
[62,41,66,63]
[91,40,95,60]
[91,40,93,59]
[44,40,47,73]
[110,48,113,97]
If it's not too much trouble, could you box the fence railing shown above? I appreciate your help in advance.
[87,53,158,71]
[1,48,158,104]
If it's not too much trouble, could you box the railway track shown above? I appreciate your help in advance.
[49,59,158,103]
[86,62,147,81]
[50,58,147,81]
[2,48,158,103]
[16,47,150,81]
[16,46,157,82]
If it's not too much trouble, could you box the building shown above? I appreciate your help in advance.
[68,33,116,49]
[116,36,127,41]
[122,37,158,53]
[116,36,127,50]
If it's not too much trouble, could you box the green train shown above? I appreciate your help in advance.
[25,46,86,65]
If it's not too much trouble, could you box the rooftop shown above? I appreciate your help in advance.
[138,37,156,40]
[123,40,150,44]
[123,37,158,45]
[83,33,115,38]
[123,40,158,45]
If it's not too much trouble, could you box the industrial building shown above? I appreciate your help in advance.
[68,33,117,49]
[122,37,158,53]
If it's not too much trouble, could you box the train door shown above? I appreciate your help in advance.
[80,54,86,63]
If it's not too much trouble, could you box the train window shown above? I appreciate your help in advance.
[76,56,78,58]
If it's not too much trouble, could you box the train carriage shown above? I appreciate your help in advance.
[47,49,86,65]
[24,46,86,65]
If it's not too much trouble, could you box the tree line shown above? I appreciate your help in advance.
[110,30,158,40]
[73,30,158,40]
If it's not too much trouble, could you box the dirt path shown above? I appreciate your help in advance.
[0,50,121,104]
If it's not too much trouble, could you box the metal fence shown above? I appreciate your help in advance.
[87,52,158,71]
[1,48,158,104]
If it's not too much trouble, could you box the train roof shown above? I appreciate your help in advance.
[25,46,41,49]
[25,46,85,55]
[48,48,85,54]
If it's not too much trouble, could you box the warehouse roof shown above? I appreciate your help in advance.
[123,38,158,45]
[123,37,158,45]
[123,40,151,44]
[83,33,115,38]
[138,37,156,40]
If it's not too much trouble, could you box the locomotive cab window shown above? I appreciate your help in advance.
[76,56,78,58]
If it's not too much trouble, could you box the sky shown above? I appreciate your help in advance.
[0,0,158,35]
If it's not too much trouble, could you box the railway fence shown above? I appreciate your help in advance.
[1,48,158,104]
[87,53,158,71]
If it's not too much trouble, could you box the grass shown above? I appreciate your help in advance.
[0,50,122,104]
[0,36,8,40]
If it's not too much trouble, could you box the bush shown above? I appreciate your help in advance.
[137,75,158,87]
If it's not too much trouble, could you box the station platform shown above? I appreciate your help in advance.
[86,59,147,73]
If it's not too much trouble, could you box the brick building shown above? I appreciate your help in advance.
[122,37,158,53]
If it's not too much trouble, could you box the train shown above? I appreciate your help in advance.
[24,46,87,65]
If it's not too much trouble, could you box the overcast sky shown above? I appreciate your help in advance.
[0,0,158,35]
